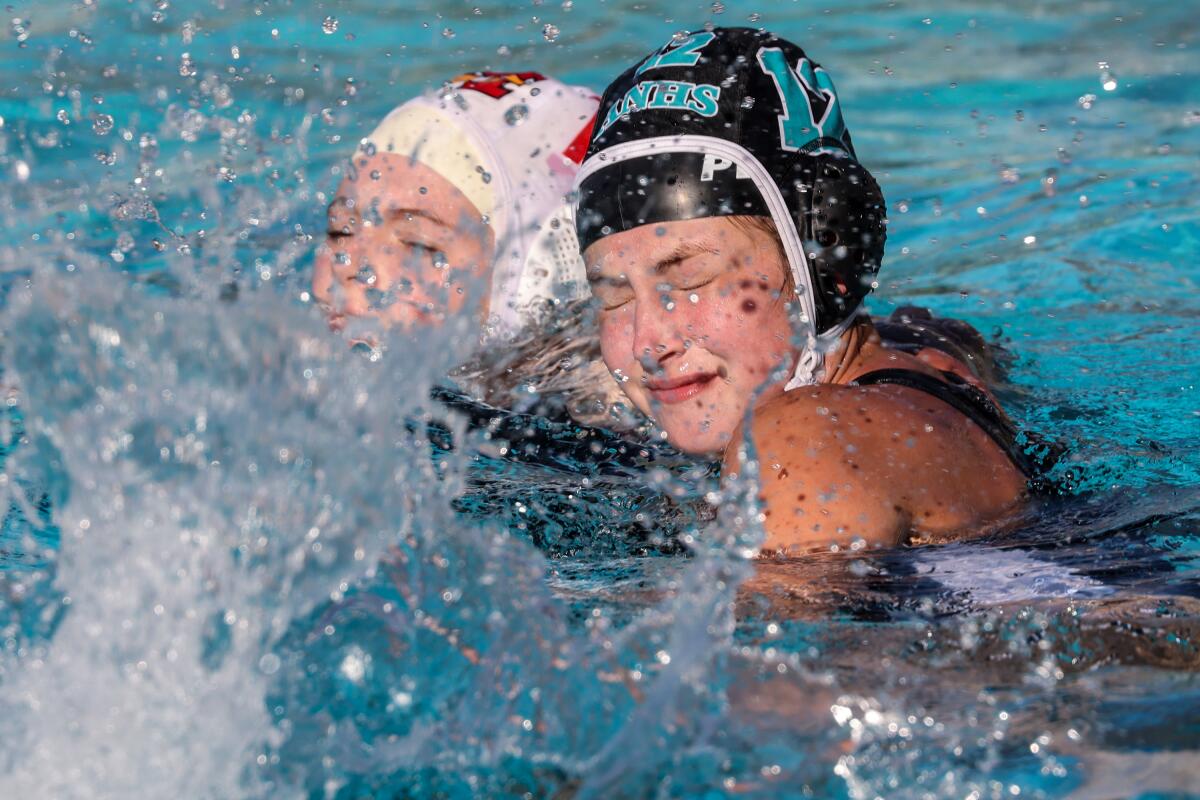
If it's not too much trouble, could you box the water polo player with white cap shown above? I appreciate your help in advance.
[575,28,1054,552]
[313,71,597,340]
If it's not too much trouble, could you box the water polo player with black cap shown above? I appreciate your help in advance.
[575,28,1048,551]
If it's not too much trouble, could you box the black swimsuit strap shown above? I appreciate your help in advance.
[850,368,1040,481]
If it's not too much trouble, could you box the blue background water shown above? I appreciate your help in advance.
[0,1,1198,798]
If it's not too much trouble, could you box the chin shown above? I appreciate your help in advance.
[662,423,731,457]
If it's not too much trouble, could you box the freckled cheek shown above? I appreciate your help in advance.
[598,313,636,371]
[312,250,334,299]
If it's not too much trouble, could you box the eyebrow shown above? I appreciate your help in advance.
[587,240,721,285]
[652,241,720,275]
[381,205,452,230]
[325,200,452,236]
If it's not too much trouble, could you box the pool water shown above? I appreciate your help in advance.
[1,1,1198,798]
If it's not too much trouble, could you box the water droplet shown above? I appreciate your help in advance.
[322,16,339,34]
[92,113,114,136]
[504,103,529,126]
[139,133,159,159]
[56,109,71,124]
[14,160,30,182]
[441,27,455,39]
[179,52,195,78]
[1078,93,1097,110]
[338,648,366,683]
[1098,61,1118,91]
[711,2,725,13]
[542,23,560,42]
[365,287,396,310]
[355,266,376,285]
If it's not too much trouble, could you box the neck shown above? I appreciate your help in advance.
[821,318,878,385]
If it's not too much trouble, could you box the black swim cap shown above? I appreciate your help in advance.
[575,27,887,344]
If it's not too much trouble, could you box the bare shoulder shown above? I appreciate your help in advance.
[723,382,1025,553]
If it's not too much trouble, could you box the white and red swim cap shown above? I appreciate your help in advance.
[361,71,598,338]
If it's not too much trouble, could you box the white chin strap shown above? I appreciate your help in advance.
[783,308,862,391]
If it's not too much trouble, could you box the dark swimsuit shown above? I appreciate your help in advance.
[863,306,1064,492]
[850,368,1061,493]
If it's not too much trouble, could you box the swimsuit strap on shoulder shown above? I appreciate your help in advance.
[849,368,1041,482]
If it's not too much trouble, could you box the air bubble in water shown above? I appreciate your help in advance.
[322,16,339,34]
[504,103,530,127]
[92,113,114,136]
[542,23,560,42]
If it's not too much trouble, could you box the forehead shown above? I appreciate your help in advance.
[331,152,482,223]
[583,217,749,273]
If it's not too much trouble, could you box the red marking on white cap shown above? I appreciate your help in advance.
[562,114,597,164]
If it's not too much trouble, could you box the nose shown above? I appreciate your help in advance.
[631,294,684,375]
[313,236,370,320]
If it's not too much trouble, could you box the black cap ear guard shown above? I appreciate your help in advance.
[791,155,887,332]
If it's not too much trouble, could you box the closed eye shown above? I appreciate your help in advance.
[401,240,448,269]
[675,276,716,292]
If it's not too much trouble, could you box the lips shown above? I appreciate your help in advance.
[646,371,718,405]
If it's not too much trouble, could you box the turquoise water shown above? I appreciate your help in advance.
[1,1,1198,797]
